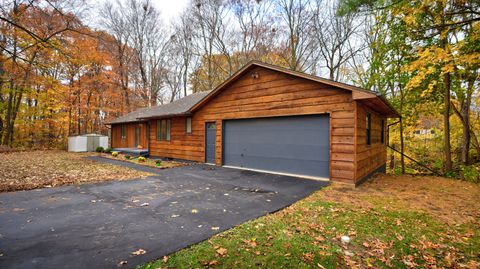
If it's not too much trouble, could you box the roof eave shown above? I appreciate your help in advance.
[376,93,401,118]
[105,119,148,125]
[137,112,192,120]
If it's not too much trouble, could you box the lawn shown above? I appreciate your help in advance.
[0,150,152,192]
[140,175,480,269]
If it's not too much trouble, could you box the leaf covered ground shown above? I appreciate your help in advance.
[140,175,480,269]
[0,150,152,192]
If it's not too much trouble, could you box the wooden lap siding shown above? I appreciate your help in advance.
[111,123,148,149]
[149,66,357,183]
[354,102,387,182]
[149,117,204,160]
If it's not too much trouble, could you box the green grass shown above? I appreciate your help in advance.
[139,190,480,269]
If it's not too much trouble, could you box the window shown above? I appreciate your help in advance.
[366,113,371,145]
[121,124,126,139]
[156,119,171,141]
[381,119,385,144]
[186,117,192,134]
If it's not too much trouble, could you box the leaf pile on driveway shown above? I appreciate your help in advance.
[0,150,152,192]
[140,175,480,269]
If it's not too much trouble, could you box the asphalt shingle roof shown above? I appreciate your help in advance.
[107,91,211,124]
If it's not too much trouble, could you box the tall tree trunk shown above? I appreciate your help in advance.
[399,117,405,174]
[9,91,23,146]
[460,92,471,164]
[440,29,452,172]
[443,72,452,172]
[2,82,14,145]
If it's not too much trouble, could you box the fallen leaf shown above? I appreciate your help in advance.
[162,256,168,263]
[131,249,146,256]
[208,260,219,266]
[171,214,180,218]
[243,239,257,248]
[396,234,404,241]
[216,247,227,256]
[117,260,127,266]
[191,209,198,213]
[302,253,314,263]
[140,203,149,207]
[211,226,220,230]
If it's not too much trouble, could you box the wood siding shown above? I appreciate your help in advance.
[111,122,148,149]
[354,102,387,182]
[149,66,357,183]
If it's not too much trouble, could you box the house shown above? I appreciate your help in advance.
[107,61,400,185]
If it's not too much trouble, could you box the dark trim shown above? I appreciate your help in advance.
[355,163,386,186]
[205,122,216,164]
[366,113,371,145]
[221,119,225,165]
[146,121,150,149]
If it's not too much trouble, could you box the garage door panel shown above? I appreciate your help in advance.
[223,115,330,178]
[225,143,328,161]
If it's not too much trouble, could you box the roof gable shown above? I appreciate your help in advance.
[190,61,400,118]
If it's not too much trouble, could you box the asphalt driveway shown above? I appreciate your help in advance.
[0,157,328,269]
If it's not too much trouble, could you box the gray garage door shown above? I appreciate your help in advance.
[223,115,330,178]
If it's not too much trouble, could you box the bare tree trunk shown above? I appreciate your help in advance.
[460,93,471,164]
[399,117,405,174]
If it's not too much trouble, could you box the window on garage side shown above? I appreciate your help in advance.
[366,113,372,145]
[156,119,171,141]
[121,124,126,139]
[186,117,192,134]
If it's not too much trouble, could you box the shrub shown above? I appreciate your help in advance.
[155,160,161,166]
[95,146,104,153]
[125,155,131,160]
[104,147,113,153]
[459,164,480,183]
[111,151,119,157]
[138,156,146,162]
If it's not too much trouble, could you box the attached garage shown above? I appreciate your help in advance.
[223,115,330,179]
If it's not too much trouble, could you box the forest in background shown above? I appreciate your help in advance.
[0,0,479,180]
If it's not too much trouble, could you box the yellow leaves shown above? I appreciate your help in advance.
[404,14,417,26]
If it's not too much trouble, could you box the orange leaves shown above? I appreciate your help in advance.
[242,238,257,248]
[215,247,227,256]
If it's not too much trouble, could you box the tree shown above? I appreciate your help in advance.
[276,0,316,72]
[313,0,364,81]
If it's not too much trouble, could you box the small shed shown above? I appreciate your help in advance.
[68,134,109,152]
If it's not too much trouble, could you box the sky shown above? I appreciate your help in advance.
[150,0,190,23]
[86,0,191,31]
